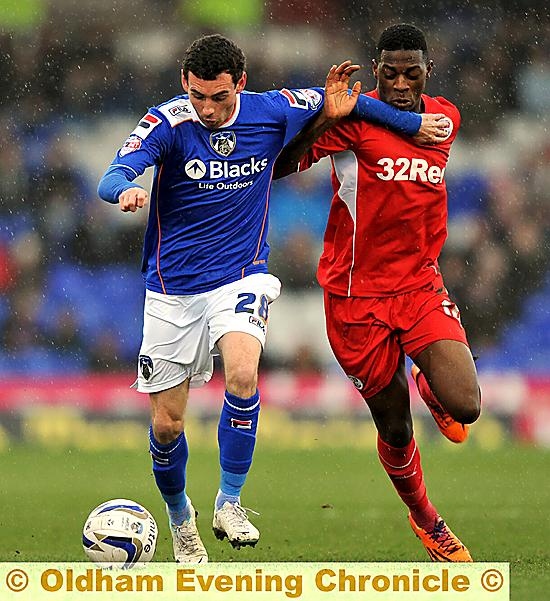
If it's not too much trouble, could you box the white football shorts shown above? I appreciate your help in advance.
[135,273,281,393]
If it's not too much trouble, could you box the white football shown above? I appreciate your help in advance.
[82,499,157,568]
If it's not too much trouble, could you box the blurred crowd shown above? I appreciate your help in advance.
[0,0,549,374]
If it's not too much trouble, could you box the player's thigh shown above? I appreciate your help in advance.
[413,339,480,423]
[400,294,480,422]
[324,292,401,398]
[217,331,262,396]
[207,273,280,396]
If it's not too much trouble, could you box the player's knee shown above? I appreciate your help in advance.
[448,385,481,424]
[152,415,184,444]
[225,367,258,399]
[376,420,413,448]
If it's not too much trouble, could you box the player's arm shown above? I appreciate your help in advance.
[97,109,169,212]
[98,166,149,213]
[97,165,149,213]
[274,62,451,178]
[352,98,451,142]
[274,106,452,178]
[273,104,450,179]
[273,61,361,179]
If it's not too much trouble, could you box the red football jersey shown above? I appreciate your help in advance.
[300,91,460,297]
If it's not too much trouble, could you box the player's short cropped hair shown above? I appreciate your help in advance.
[183,34,246,84]
[376,23,428,59]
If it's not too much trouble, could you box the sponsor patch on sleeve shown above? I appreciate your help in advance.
[158,99,194,126]
[119,134,143,157]
[130,112,162,139]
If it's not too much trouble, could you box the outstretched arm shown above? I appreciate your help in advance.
[274,61,361,179]
[274,62,453,179]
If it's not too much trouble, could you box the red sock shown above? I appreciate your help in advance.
[377,434,438,531]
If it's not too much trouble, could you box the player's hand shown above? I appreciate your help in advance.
[323,60,362,120]
[119,187,149,212]
[414,113,453,145]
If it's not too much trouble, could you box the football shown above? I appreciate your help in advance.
[82,499,157,568]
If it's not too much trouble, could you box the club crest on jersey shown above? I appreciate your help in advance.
[139,355,154,380]
[210,131,236,157]
[230,418,252,430]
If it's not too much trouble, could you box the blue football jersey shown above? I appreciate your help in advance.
[100,88,325,295]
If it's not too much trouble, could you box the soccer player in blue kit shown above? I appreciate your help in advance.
[98,33,451,563]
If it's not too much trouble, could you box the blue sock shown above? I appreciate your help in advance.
[215,473,246,510]
[149,426,191,525]
[217,390,260,509]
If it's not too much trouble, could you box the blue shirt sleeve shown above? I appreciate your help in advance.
[352,95,421,135]
[97,165,145,204]
[97,107,172,204]
[273,87,325,146]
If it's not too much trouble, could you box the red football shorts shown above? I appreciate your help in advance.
[324,276,470,399]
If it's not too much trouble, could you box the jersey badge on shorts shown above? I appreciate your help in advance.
[139,355,154,380]
[210,131,236,157]
[441,299,463,326]
[248,315,266,333]
[347,375,364,391]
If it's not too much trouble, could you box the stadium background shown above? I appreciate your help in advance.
[0,0,549,597]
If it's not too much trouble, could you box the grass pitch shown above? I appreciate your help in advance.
[1,443,548,600]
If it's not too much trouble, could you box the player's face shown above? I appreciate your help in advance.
[182,70,247,129]
[373,50,432,113]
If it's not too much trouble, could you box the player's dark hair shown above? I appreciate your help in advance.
[376,23,428,59]
[183,34,246,84]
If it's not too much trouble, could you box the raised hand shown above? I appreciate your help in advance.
[323,60,362,120]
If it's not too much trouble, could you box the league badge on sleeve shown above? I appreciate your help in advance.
[119,135,142,157]
[300,88,323,109]
[280,88,322,110]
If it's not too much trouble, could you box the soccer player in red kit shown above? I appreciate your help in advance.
[275,23,481,561]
